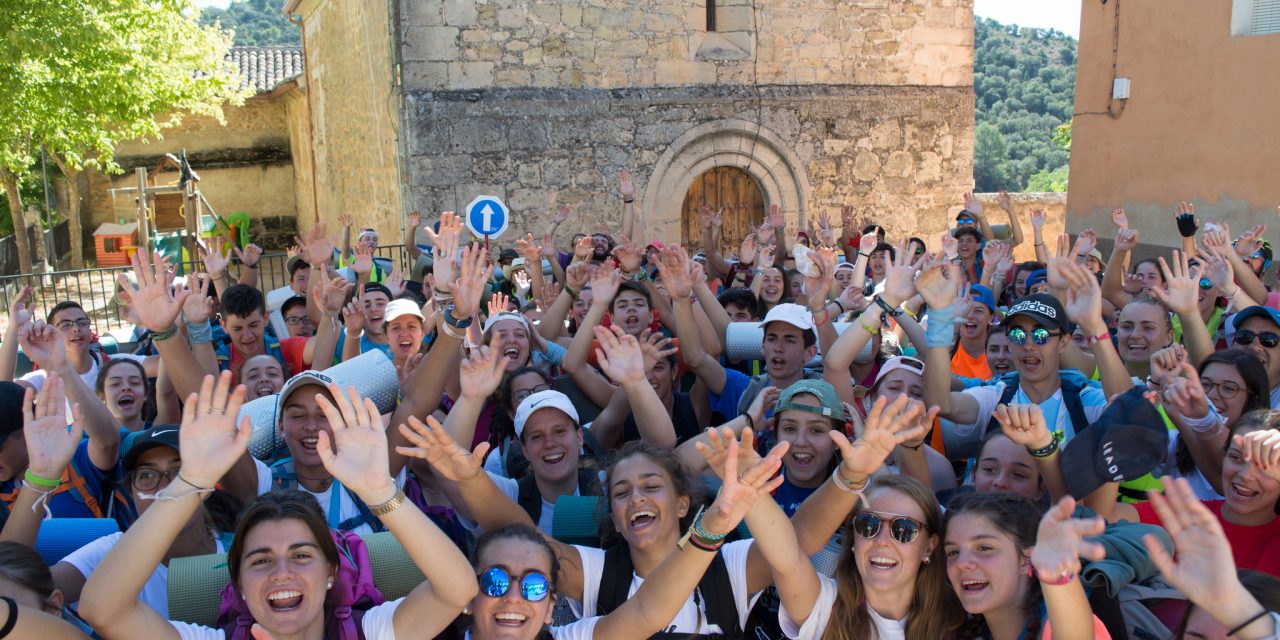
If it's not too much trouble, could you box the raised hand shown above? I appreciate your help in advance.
[396,352,425,390]
[1030,496,1106,583]
[803,248,837,307]
[840,205,856,237]
[766,203,784,229]
[915,264,962,310]
[449,244,494,319]
[1234,223,1266,258]
[351,245,374,276]
[963,192,984,218]
[712,208,724,229]
[459,345,512,400]
[992,403,1053,450]
[1235,428,1280,479]
[700,206,714,230]
[286,244,302,260]
[383,266,405,297]
[594,325,647,386]
[197,236,231,277]
[638,329,678,373]
[1060,259,1104,331]
[696,426,775,481]
[19,321,67,372]
[1174,202,1198,236]
[1148,344,1187,388]
[117,251,189,333]
[316,270,353,317]
[1073,229,1098,258]
[515,233,542,264]
[1030,209,1047,229]
[8,285,33,331]
[178,372,252,489]
[487,292,512,318]
[513,272,531,302]
[829,395,933,486]
[338,213,354,229]
[407,211,421,235]
[573,235,593,260]
[1111,208,1129,229]
[554,204,570,225]
[1198,248,1233,291]
[882,240,922,306]
[940,231,959,260]
[858,232,877,255]
[745,386,780,432]
[996,191,1013,212]
[233,243,262,269]
[314,382,394,501]
[1115,227,1140,253]
[427,212,461,287]
[1150,251,1199,317]
[1142,477,1243,610]
[699,437,787,536]
[816,211,835,247]
[739,233,758,265]
[618,169,635,200]
[181,273,214,324]
[566,261,590,292]
[295,223,337,267]
[588,263,623,306]
[1162,362,1211,419]
[613,235,643,273]
[342,300,367,335]
[758,244,775,272]
[396,415,489,482]
[22,373,83,480]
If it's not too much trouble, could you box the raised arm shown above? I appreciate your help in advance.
[964,192,996,242]
[441,345,510,448]
[316,384,477,637]
[538,262,587,342]
[1204,223,1269,306]
[406,211,423,262]
[1159,363,1229,495]
[657,246,728,394]
[19,322,117,471]
[1151,251,1213,366]
[998,191,1025,249]
[0,286,33,381]
[593,326,677,448]
[1142,476,1278,640]
[691,262,732,354]
[993,403,1068,500]
[197,236,234,296]
[1030,497,1107,640]
[701,207,733,279]
[1030,210,1050,264]
[562,266,619,374]
[338,212,354,263]
[1174,202,1199,260]
[1101,224,1139,309]
[1057,257,1132,399]
[396,414,588,601]
[917,265,981,424]
[80,372,251,640]
[591,440,784,640]
[233,243,262,288]
[619,170,637,240]
[0,376,84,547]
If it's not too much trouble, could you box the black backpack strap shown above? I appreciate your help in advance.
[670,392,701,444]
[698,551,742,638]
[517,475,543,524]
[597,544,633,616]
[578,468,602,498]
[580,428,607,468]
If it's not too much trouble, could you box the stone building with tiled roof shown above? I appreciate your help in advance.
[79,43,314,251]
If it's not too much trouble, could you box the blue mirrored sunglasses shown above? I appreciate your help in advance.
[957,217,975,224]
[478,567,551,602]
[1006,326,1055,346]
[1199,277,1213,290]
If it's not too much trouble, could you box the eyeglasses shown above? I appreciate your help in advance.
[853,512,924,544]
[957,217,975,225]
[285,316,314,326]
[478,567,550,602]
[1198,277,1213,291]
[132,467,180,492]
[512,384,552,404]
[55,319,91,331]
[1234,330,1280,349]
[1006,326,1057,346]
[1200,378,1243,400]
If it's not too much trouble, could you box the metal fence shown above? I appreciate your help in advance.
[0,245,409,340]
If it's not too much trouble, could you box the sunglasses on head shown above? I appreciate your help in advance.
[1234,329,1280,349]
[478,567,550,602]
[853,512,924,544]
[957,217,975,225]
[1006,326,1057,346]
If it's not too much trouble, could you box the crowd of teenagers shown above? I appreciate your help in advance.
[0,174,1278,640]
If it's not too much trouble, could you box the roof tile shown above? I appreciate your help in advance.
[228,45,304,94]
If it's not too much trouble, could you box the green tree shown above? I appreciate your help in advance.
[973,17,1077,192]
[0,0,245,272]
[974,123,1013,192]
[201,0,299,46]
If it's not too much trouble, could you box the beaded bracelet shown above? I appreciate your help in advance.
[1027,432,1062,459]
[693,510,729,542]
[152,324,179,342]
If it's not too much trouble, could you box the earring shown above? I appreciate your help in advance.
[922,557,930,565]
[463,607,471,615]
[327,579,334,590]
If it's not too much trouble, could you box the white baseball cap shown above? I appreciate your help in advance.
[759,303,815,333]
[482,311,530,335]
[383,299,424,324]
[513,390,579,438]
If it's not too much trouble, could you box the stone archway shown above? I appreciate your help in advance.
[640,119,812,247]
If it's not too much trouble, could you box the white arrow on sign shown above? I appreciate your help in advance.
[464,195,509,239]
[481,203,496,233]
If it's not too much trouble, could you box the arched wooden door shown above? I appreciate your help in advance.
[680,166,765,256]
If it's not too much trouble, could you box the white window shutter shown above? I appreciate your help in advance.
[1253,0,1280,35]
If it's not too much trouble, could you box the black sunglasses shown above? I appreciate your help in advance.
[1234,329,1280,349]
[853,512,924,544]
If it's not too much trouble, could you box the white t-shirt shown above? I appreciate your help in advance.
[952,380,1108,442]
[61,531,226,619]
[253,459,407,536]
[1167,431,1225,501]
[462,619,600,640]
[460,470,606,536]
[779,574,905,640]
[20,352,148,417]
[569,539,758,635]
[170,596,401,639]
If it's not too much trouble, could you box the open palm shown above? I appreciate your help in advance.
[396,415,488,482]
[22,374,83,479]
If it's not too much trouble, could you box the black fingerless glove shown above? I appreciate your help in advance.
[1176,213,1198,237]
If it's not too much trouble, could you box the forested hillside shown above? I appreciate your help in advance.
[974,17,1076,192]
[199,0,298,46]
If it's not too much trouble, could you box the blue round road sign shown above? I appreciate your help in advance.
[465,196,509,239]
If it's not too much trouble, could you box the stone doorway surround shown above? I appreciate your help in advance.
[640,118,812,247]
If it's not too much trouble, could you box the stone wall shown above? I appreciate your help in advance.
[973,192,1066,262]
[402,0,973,91]
[405,84,974,249]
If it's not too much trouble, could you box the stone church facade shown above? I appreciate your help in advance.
[402,0,974,246]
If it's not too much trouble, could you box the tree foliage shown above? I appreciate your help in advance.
[200,0,299,46]
[0,0,246,270]
[973,17,1077,192]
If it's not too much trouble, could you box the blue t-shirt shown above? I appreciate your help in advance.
[708,368,756,419]
[0,439,114,520]
[333,332,393,363]
[774,476,820,517]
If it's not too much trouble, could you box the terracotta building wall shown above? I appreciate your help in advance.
[1068,0,1280,254]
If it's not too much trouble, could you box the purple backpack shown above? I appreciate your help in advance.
[217,529,385,640]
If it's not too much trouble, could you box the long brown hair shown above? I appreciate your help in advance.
[598,441,703,546]
[943,492,1044,640]
[821,475,963,640]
